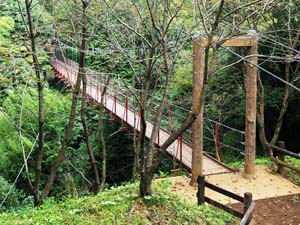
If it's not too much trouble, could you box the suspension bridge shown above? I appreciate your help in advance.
[51,56,234,175]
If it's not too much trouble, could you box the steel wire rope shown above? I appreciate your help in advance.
[52,27,248,136]
[212,22,300,92]
[54,57,247,156]
[62,69,247,141]
[222,47,300,92]
[0,135,39,209]
[55,53,247,136]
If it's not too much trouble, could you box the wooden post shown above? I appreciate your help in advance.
[243,36,258,179]
[197,176,205,205]
[244,192,252,213]
[190,40,205,186]
[277,141,285,175]
[244,192,253,225]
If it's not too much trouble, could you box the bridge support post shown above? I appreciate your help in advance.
[243,38,258,179]
[190,40,205,186]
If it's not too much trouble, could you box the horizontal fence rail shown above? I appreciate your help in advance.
[197,176,255,225]
[271,141,300,174]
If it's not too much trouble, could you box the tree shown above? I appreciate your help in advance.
[101,0,204,196]
[41,0,90,201]
[256,0,300,172]
[24,0,45,206]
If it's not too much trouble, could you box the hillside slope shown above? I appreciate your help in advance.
[0,180,233,225]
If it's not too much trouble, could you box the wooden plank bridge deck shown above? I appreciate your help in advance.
[51,58,232,175]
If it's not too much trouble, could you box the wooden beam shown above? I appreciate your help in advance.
[195,36,256,48]
[240,202,255,225]
[204,197,244,219]
[271,144,300,160]
[205,182,244,202]
[190,41,205,186]
[243,39,258,178]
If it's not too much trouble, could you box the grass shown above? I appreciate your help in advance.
[0,180,234,225]
[285,156,300,186]
[228,157,272,169]
[228,156,300,187]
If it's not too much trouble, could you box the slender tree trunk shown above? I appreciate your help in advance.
[257,73,271,155]
[132,114,139,181]
[41,0,89,200]
[140,5,177,195]
[98,106,106,192]
[270,62,290,145]
[98,77,110,191]
[139,107,147,197]
[25,0,45,206]
[81,74,100,194]
[138,36,154,196]
[214,116,223,162]
[257,74,300,173]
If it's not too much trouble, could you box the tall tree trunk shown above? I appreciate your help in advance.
[25,0,45,206]
[140,5,177,195]
[81,74,100,194]
[138,35,154,197]
[41,0,89,200]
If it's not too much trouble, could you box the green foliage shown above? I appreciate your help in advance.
[0,0,52,35]
[171,50,193,102]
[0,17,14,46]
[229,157,272,169]
[0,176,24,211]
[285,156,300,186]
[0,112,33,179]
[0,87,75,185]
[0,181,233,225]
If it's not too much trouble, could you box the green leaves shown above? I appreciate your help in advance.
[0,176,24,211]
[0,180,233,225]
[285,156,300,186]
[0,17,14,44]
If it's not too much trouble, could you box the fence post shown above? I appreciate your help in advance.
[197,176,205,205]
[244,192,252,224]
[277,141,285,175]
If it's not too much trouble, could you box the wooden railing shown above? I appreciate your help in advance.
[197,176,255,225]
[271,141,300,174]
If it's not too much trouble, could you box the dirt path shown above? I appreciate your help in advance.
[166,165,300,224]
[168,165,300,204]
[229,194,300,225]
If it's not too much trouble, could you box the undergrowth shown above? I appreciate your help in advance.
[228,157,272,169]
[0,180,234,225]
[285,156,300,186]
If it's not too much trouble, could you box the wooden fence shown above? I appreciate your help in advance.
[271,141,300,174]
[197,176,255,225]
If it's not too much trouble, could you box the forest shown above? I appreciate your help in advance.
[0,0,300,224]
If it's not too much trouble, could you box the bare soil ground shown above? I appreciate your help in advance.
[229,193,300,225]
[167,165,300,224]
